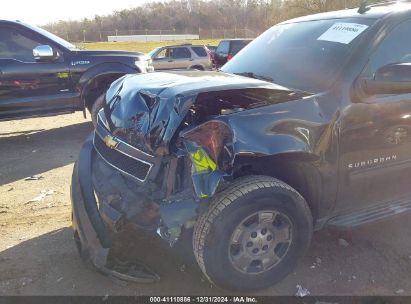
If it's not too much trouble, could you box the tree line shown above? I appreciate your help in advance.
[43,0,383,42]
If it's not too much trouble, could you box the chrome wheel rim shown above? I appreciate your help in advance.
[228,210,293,275]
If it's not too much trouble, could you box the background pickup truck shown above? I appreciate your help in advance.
[0,20,153,125]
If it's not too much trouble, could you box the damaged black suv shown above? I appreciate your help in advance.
[71,2,411,291]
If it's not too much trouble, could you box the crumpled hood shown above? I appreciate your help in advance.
[103,70,293,156]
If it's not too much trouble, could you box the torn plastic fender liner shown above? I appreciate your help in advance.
[159,200,198,244]
[181,120,235,198]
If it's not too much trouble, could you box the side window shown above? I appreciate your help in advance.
[155,48,169,59]
[172,47,191,59]
[366,20,411,76]
[192,46,208,57]
[0,28,42,62]
[216,41,229,54]
[230,41,249,55]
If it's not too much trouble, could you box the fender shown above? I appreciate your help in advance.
[225,104,339,222]
[79,63,138,116]
[181,97,340,221]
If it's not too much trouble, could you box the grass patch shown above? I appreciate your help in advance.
[76,39,220,54]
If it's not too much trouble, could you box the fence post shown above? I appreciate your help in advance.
[99,31,102,42]
[83,29,86,42]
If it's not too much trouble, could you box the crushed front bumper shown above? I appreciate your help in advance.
[70,133,160,283]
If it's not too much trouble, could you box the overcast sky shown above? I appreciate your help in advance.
[3,0,156,25]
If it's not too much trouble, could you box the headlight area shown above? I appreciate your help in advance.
[181,120,234,199]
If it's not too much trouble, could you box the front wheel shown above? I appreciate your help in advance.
[189,65,204,71]
[193,176,313,291]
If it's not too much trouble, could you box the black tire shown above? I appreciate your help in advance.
[193,175,313,291]
[190,65,204,71]
[91,94,105,128]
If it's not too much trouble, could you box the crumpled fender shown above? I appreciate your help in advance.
[102,71,335,203]
[103,71,290,156]
[181,95,332,199]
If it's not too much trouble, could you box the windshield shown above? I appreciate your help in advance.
[221,18,376,93]
[23,23,79,50]
[148,47,162,57]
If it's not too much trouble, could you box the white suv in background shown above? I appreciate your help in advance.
[148,44,212,70]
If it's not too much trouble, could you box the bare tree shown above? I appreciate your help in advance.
[43,0,380,42]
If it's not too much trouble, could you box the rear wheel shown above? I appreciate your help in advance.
[190,65,204,71]
[193,176,313,291]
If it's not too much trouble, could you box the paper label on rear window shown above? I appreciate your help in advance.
[317,23,369,44]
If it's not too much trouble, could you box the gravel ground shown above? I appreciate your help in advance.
[1,113,411,296]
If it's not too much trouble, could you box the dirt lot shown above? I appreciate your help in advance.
[1,113,411,296]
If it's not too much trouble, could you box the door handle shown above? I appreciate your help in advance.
[189,59,194,61]
[168,60,174,62]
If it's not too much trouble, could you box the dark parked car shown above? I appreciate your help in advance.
[72,1,411,291]
[213,39,252,67]
[0,20,153,126]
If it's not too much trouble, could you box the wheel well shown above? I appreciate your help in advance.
[190,65,204,70]
[231,154,321,221]
[83,73,125,111]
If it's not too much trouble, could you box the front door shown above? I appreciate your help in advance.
[0,26,73,120]
[152,47,174,70]
[337,19,411,212]
[169,47,192,69]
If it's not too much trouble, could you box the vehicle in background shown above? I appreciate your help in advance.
[148,44,212,70]
[204,45,217,66]
[0,20,153,126]
[205,45,217,53]
[213,39,252,68]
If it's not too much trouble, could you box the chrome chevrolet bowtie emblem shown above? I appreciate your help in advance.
[103,135,119,149]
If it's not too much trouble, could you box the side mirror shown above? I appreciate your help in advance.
[363,63,411,95]
[33,45,59,61]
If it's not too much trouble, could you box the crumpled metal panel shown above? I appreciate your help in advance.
[101,71,333,201]
[96,70,341,242]
[103,71,290,156]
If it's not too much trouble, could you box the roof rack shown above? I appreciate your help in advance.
[354,0,411,13]
[358,0,371,14]
[172,43,192,46]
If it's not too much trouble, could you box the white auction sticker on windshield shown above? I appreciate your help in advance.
[317,23,368,44]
